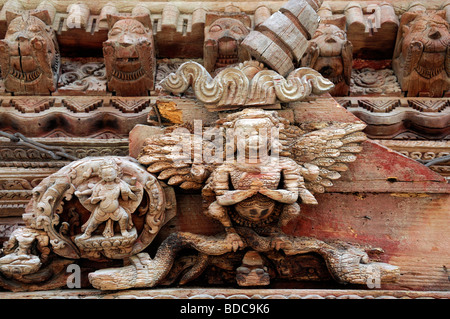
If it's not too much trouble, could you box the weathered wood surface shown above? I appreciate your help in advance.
[122,95,450,291]
[0,287,448,299]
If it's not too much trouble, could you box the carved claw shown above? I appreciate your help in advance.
[269,233,290,251]
[225,232,245,252]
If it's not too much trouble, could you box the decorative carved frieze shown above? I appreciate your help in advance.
[62,97,103,113]
[357,99,400,113]
[350,68,402,96]
[10,97,54,113]
[408,99,449,112]
[57,59,107,95]
[338,97,450,139]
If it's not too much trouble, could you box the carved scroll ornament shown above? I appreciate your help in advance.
[158,61,334,110]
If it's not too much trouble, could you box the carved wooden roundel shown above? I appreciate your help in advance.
[23,156,176,260]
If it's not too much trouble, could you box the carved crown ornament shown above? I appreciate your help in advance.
[8,0,448,293]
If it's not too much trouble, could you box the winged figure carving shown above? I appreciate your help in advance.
[88,108,398,290]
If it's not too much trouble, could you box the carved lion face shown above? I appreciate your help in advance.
[103,15,155,95]
[0,11,58,92]
[204,17,250,73]
[401,12,450,53]
[311,24,347,57]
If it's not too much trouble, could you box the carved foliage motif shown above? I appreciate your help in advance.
[351,68,402,96]
[0,10,60,95]
[392,10,450,97]
[103,14,156,96]
[57,61,106,95]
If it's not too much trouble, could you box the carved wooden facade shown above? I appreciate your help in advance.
[0,0,448,298]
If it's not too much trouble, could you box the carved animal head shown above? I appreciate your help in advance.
[103,14,155,95]
[311,24,347,57]
[204,14,251,73]
[0,10,59,94]
[400,11,450,53]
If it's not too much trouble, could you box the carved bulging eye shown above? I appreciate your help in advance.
[28,25,41,33]
[314,31,323,38]
[132,27,145,34]
[210,25,222,32]
[231,26,245,35]
[336,31,345,40]
[109,28,122,36]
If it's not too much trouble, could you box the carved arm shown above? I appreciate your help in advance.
[216,189,258,206]
[258,166,299,204]
[120,181,139,201]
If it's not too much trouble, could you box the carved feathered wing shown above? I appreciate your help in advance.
[137,128,221,190]
[287,122,367,194]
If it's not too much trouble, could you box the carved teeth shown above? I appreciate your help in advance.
[112,68,145,81]
[9,68,41,82]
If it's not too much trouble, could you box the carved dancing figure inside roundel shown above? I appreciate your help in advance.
[0,156,176,291]
[75,159,140,240]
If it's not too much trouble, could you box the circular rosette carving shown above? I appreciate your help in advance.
[24,156,176,260]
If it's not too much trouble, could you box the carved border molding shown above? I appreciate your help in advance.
[0,288,448,299]
[336,97,450,139]
[374,139,450,179]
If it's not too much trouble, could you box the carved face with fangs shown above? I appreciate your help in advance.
[203,15,251,74]
[0,10,60,94]
[103,14,155,96]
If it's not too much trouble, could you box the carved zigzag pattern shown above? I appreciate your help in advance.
[408,100,449,113]
[11,99,54,113]
[357,99,400,113]
[111,98,150,113]
[62,98,103,113]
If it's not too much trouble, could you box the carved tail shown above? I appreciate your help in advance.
[88,231,234,290]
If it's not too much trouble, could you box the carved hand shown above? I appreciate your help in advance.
[225,231,245,252]
[91,196,105,204]
[258,188,298,204]
[216,189,257,206]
